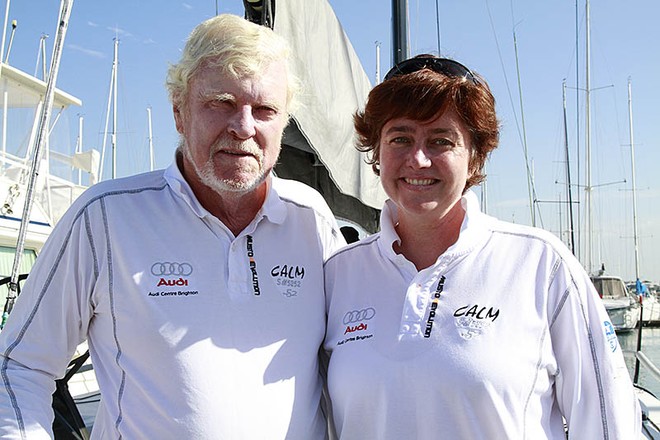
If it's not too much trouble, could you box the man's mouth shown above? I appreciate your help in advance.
[219,149,252,156]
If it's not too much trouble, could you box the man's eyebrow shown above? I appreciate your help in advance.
[197,91,283,112]
[197,90,235,102]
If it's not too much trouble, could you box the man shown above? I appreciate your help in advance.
[0,14,344,438]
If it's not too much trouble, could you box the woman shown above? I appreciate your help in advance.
[323,55,640,439]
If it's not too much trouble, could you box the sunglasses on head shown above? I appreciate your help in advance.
[383,57,479,84]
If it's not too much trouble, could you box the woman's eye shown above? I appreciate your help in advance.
[429,138,456,150]
[432,138,452,146]
[390,136,410,145]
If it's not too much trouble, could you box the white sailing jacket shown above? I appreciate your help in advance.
[324,191,641,439]
[0,161,344,439]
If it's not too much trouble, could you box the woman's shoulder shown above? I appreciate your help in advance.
[325,232,381,266]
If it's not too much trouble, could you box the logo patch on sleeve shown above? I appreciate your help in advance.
[604,321,618,352]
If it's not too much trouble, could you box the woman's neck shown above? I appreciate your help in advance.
[393,201,466,271]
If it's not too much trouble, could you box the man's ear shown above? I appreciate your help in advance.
[173,105,184,134]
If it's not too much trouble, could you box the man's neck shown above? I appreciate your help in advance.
[201,185,267,236]
[178,153,269,236]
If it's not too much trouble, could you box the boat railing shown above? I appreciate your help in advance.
[0,146,96,225]
[637,351,660,383]
[0,148,97,183]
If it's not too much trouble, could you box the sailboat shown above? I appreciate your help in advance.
[576,0,640,332]
[588,78,643,333]
[577,3,659,431]
[0,62,92,267]
[591,266,640,332]
[0,3,98,298]
[624,79,660,327]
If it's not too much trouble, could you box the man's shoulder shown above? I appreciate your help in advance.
[272,177,333,216]
[79,170,168,202]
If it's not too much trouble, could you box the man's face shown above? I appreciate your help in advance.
[174,59,289,195]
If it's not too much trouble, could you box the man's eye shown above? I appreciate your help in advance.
[254,106,279,118]
[209,99,233,109]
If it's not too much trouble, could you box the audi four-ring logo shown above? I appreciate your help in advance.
[343,308,376,325]
[151,262,193,277]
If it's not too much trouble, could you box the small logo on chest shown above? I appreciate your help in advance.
[147,261,198,298]
[337,308,376,345]
[453,304,500,340]
[271,264,306,297]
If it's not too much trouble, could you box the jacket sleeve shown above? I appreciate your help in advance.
[0,203,98,439]
[550,258,641,439]
[315,210,346,262]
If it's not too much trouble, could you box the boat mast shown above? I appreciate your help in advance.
[584,0,593,274]
[111,37,118,179]
[4,19,15,63]
[99,38,118,181]
[627,78,640,281]
[434,0,441,54]
[147,106,154,171]
[35,33,48,80]
[0,0,10,72]
[392,0,409,64]
[76,114,83,184]
[2,0,75,327]
[375,41,381,84]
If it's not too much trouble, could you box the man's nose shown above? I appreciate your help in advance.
[228,106,257,139]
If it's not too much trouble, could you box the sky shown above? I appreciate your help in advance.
[3,0,660,283]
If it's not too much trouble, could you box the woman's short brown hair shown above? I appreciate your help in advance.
[354,56,500,190]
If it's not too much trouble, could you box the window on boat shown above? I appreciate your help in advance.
[591,278,628,300]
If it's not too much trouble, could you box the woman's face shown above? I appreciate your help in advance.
[378,108,473,223]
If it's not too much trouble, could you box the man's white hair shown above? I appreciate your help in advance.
[166,14,300,114]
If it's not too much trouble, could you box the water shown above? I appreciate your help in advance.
[618,327,660,397]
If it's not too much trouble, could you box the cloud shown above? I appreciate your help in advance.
[87,21,99,28]
[182,3,193,10]
[106,25,133,38]
[67,44,105,59]
[493,197,529,209]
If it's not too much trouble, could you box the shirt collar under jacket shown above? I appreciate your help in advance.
[377,189,492,268]
[163,160,288,231]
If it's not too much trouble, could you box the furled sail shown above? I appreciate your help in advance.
[246,0,386,232]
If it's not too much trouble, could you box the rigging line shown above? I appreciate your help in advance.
[513,28,542,228]
[485,0,540,227]
[484,1,522,149]
[510,3,543,229]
